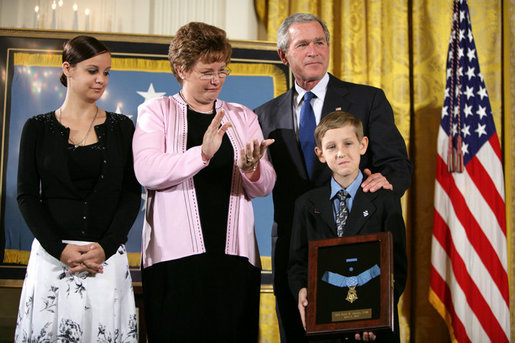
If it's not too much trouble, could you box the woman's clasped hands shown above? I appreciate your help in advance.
[60,242,106,275]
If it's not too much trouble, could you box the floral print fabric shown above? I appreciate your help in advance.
[15,240,138,343]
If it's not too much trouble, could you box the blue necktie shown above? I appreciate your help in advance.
[299,91,316,177]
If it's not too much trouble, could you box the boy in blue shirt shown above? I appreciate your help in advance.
[288,111,408,342]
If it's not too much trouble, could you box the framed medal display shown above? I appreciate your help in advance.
[306,231,394,338]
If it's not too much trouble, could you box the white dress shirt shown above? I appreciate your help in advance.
[293,73,330,135]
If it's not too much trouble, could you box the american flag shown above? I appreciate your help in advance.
[429,0,510,342]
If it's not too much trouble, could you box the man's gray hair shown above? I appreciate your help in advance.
[276,13,330,52]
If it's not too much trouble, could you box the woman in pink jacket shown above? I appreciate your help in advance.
[133,22,276,342]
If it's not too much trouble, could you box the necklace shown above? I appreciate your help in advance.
[179,90,214,114]
[59,106,99,148]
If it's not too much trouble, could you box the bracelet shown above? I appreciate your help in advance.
[241,164,258,173]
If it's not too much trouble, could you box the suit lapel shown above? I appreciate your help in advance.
[275,89,296,129]
[308,186,336,236]
[277,89,309,179]
[343,189,377,236]
[321,74,351,117]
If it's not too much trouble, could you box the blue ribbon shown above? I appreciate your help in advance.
[321,264,380,288]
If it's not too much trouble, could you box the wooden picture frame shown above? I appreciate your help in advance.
[306,231,394,338]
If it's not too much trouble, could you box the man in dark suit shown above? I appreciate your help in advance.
[254,13,412,342]
[288,111,407,342]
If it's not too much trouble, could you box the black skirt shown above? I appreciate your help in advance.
[142,253,261,342]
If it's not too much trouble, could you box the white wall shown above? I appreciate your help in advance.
[0,0,258,40]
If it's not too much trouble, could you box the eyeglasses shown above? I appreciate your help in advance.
[197,69,231,80]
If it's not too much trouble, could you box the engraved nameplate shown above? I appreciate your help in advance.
[332,308,372,322]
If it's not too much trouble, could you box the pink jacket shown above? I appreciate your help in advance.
[133,94,276,269]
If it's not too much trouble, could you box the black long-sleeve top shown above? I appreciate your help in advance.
[17,111,141,261]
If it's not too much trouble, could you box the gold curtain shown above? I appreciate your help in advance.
[254,0,515,341]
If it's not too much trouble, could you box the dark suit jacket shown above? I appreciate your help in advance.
[288,184,407,343]
[288,184,407,301]
[254,74,412,284]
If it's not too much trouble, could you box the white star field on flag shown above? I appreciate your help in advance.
[137,83,166,102]
[440,1,496,166]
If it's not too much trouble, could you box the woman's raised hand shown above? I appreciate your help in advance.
[238,138,274,174]
[201,110,232,161]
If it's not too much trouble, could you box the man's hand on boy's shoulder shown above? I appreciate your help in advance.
[361,168,393,193]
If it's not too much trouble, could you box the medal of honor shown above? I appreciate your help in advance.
[321,264,381,304]
[346,286,358,303]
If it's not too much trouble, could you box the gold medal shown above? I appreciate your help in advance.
[346,286,358,303]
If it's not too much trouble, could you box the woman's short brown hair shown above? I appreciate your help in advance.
[314,111,364,148]
[168,22,232,84]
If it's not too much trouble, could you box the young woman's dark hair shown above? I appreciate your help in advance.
[60,35,110,87]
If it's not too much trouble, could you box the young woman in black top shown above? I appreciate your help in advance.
[15,36,141,343]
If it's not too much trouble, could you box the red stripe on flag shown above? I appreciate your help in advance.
[488,132,503,161]
[430,265,471,343]
[466,155,506,235]
[433,211,509,342]
[436,155,509,304]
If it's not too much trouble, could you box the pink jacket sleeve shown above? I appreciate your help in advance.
[237,106,276,199]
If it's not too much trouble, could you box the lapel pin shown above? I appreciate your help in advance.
[363,210,369,217]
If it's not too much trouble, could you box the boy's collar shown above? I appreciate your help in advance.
[330,170,363,200]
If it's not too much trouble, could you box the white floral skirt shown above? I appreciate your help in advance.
[15,239,138,343]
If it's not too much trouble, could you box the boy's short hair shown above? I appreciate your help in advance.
[314,111,364,147]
